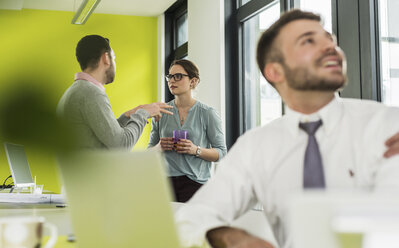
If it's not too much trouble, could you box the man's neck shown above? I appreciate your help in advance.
[83,69,106,86]
[284,91,335,114]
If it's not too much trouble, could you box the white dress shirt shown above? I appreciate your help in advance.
[175,96,399,248]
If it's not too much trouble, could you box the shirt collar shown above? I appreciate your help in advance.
[284,93,342,137]
[74,72,105,91]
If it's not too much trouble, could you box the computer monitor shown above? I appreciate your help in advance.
[4,143,35,188]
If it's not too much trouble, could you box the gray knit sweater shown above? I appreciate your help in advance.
[57,80,149,150]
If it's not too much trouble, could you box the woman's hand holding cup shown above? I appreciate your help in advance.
[159,137,174,151]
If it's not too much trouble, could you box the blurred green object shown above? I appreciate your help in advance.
[58,150,181,248]
[0,82,77,152]
[336,233,363,248]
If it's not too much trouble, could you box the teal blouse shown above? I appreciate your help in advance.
[148,100,227,184]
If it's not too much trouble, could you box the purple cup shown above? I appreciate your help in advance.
[173,130,188,143]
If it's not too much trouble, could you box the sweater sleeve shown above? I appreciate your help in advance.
[82,91,149,150]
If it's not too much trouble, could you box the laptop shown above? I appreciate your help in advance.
[57,150,181,248]
[4,142,35,189]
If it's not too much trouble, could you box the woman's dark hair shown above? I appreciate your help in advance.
[76,35,111,71]
[169,59,200,82]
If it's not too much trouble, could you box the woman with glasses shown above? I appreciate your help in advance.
[148,59,227,202]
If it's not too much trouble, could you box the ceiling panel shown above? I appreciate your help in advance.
[0,0,24,10]
[1,0,176,16]
[22,0,76,11]
[96,0,177,16]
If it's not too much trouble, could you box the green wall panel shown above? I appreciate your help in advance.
[0,9,158,193]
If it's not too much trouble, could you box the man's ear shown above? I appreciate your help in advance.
[102,52,111,66]
[264,62,284,84]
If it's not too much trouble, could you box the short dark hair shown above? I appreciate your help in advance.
[256,9,321,81]
[169,59,200,82]
[76,35,111,71]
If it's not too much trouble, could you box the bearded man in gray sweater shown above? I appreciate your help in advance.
[57,35,172,150]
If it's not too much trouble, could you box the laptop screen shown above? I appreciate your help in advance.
[4,143,34,188]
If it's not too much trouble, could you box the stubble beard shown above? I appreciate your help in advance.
[282,52,347,91]
[105,61,115,85]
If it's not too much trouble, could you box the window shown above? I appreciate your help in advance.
[176,12,188,48]
[225,0,288,148]
[240,0,252,6]
[226,0,383,148]
[378,0,399,106]
[242,1,282,129]
[230,0,334,136]
[295,0,332,33]
[165,0,188,102]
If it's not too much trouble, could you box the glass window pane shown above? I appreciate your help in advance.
[378,0,399,106]
[296,0,332,33]
[241,0,252,6]
[242,1,281,130]
[176,13,188,48]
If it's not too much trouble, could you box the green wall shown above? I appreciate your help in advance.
[0,9,158,193]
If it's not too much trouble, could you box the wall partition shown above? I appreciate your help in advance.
[0,9,158,192]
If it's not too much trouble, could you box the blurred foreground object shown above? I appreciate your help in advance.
[0,82,77,152]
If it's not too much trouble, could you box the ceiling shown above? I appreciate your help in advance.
[0,0,177,16]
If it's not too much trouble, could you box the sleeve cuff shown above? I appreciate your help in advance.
[135,108,151,120]
[118,109,150,126]
[117,114,130,126]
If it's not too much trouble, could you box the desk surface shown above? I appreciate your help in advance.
[0,202,275,248]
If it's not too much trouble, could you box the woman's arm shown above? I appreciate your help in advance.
[205,108,227,161]
[175,140,219,161]
[147,118,160,148]
[175,108,226,162]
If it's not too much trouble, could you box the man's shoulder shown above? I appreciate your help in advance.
[340,97,389,108]
[65,80,106,98]
[340,98,399,117]
[74,80,104,92]
[58,80,108,111]
[339,98,399,139]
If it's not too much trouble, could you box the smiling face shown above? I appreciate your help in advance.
[277,19,347,91]
[167,65,193,96]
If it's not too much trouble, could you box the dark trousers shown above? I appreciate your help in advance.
[169,176,203,203]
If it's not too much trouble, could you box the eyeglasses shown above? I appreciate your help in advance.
[165,73,189,82]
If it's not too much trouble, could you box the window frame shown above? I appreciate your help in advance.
[225,0,289,149]
[225,0,382,148]
[164,0,188,102]
[333,0,381,101]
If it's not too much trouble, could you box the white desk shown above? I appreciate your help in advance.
[0,203,73,236]
[0,202,276,245]
[171,202,276,244]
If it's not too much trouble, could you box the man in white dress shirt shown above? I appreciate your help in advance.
[176,9,399,248]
